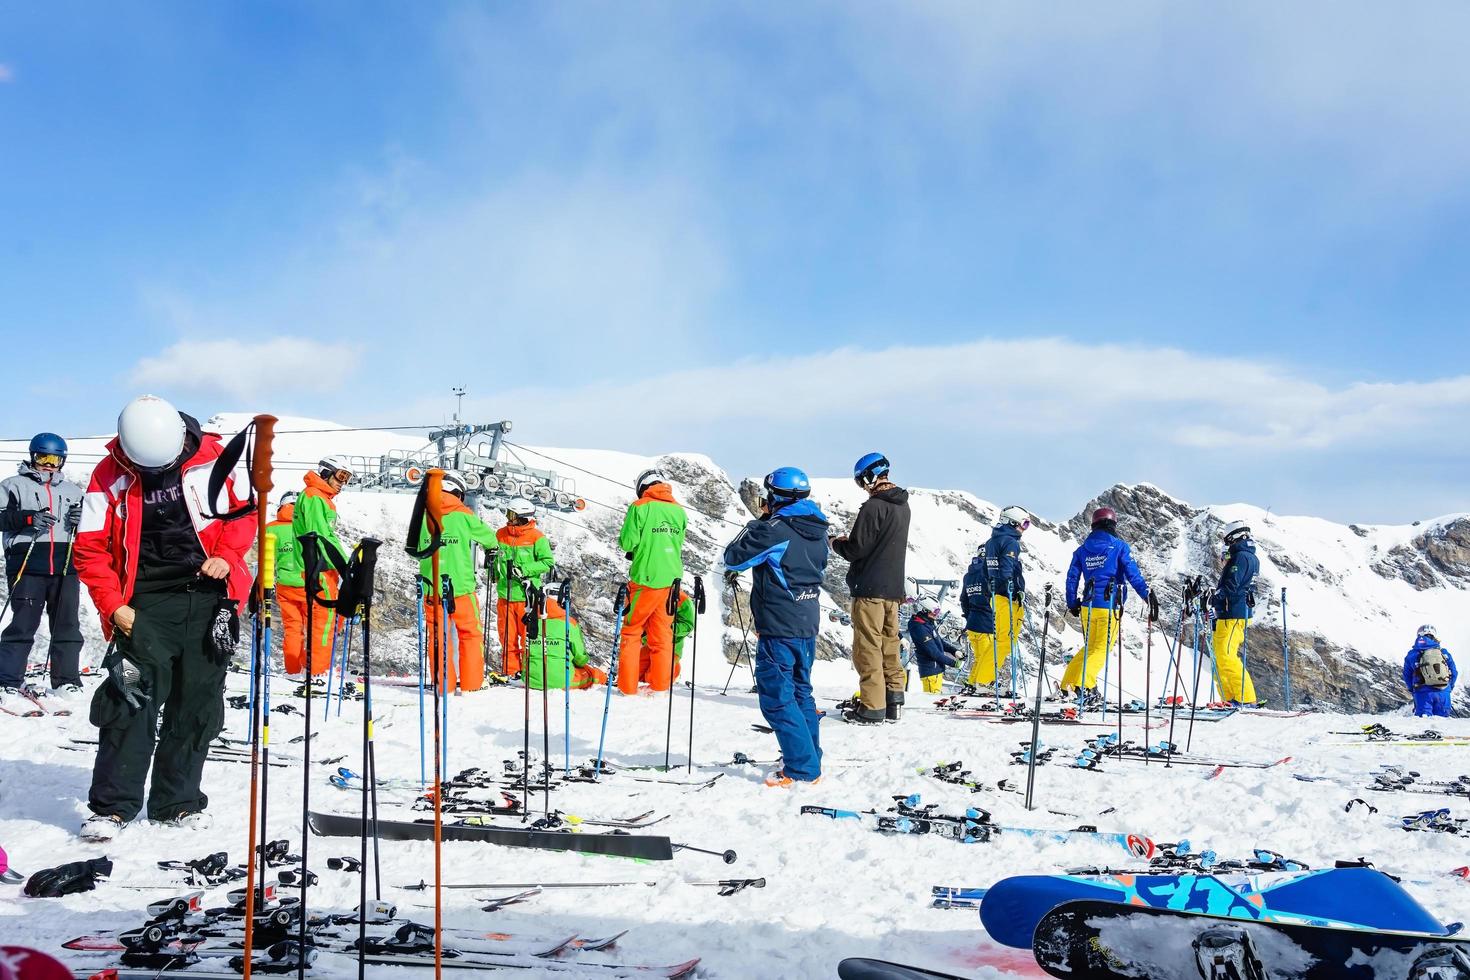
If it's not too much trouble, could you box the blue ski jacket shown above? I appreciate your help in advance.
[985,523,1026,599]
[723,498,829,639]
[1066,529,1149,610]
[908,612,960,678]
[960,555,996,634]
[1403,637,1457,692]
[1212,539,1259,620]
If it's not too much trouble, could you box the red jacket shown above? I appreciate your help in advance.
[73,428,255,637]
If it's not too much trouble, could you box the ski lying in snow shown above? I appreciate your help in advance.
[307,810,677,860]
[1031,898,1468,980]
[977,866,1445,950]
[837,957,973,979]
[801,801,1156,858]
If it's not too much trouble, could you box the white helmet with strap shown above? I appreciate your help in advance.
[318,455,355,481]
[1222,519,1251,543]
[507,497,536,520]
[999,505,1030,529]
[441,471,469,497]
[634,468,666,496]
[117,395,187,469]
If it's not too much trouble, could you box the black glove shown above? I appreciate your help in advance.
[23,509,57,531]
[1147,593,1160,622]
[210,598,240,663]
[25,857,113,897]
[104,644,150,712]
[1067,604,1082,618]
[723,570,739,588]
[1246,591,1256,610]
[624,551,635,561]
[65,501,82,532]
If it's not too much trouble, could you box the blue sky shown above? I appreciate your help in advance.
[3,2,1469,523]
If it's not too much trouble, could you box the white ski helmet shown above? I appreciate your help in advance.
[999,505,1030,529]
[117,395,186,469]
[1222,519,1251,543]
[318,455,355,482]
[507,497,536,520]
[278,490,299,507]
[1418,624,1438,640]
[441,471,469,497]
[634,468,666,496]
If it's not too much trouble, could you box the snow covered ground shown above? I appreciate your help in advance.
[3,658,1470,978]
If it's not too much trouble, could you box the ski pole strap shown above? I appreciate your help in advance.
[692,574,706,614]
[403,470,445,560]
[332,538,382,618]
[666,579,682,615]
[203,415,275,522]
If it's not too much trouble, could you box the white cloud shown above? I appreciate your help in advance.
[130,338,360,399]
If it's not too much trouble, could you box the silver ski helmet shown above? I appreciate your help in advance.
[1418,624,1438,640]
[318,455,355,484]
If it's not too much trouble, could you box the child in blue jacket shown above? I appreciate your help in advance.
[909,607,960,694]
[1403,624,1457,718]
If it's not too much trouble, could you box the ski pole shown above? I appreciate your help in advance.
[1239,604,1253,706]
[258,563,274,914]
[520,577,533,818]
[1186,598,1206,753]
[239,415,277,980]
[337,616,354,718]
[663,578,682,771]
[322,615,337,720]
[561,579,573,777]
[673,842,738,863]
[1076,581,1092,713]
[687,575,705,773]
[721,577,756,696]
[1281,587,1292,710]
[1114,590,1124,751]
[440,576,454,776]
[416,578,426,790]
[0,540,36,630]
[1024,584,1053,811]
[295,534,322,980]
[1143,598,1155,765]
[536,586,551,815]
[1007,582,1020,699]
[1165,577,1198,769]
[594,584,630,777]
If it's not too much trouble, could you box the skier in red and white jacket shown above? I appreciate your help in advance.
[72,395,254,842]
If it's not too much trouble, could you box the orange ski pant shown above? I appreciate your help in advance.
[278,584,336,677]
[425,594,486,693]
[617,583,674,694]
[497,598,527,677]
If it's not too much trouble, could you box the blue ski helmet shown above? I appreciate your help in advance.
[29,432,67,465]
[853,452,890,488]
[763,466,811,502]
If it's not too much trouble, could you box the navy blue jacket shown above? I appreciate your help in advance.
[1404,637,1458,692]
[908,612,960,678]
[960,556,996,634]
[985,524,1025,599]
[723,498,830,638]
[1212,539,1259,620]
[1066,529,1149,610]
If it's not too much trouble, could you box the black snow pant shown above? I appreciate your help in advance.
[0,572,83,688]
[88,583,228,822]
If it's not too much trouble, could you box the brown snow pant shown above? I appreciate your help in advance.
[851,597,903,711]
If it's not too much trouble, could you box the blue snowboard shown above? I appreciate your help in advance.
[980,866,1446,949]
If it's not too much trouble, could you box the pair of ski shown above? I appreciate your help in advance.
[802,794,1159,858]
[307,810,737,864]
[0,685,71,717]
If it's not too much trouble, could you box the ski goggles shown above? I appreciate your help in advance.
[327,468,354,485]
[31,453,63,468]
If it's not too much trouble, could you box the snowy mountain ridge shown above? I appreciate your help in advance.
[4,413,1465,712]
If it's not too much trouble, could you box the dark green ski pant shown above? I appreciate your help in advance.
[88,584,228,822]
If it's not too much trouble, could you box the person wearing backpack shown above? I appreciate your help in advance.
[1403,624,1457,717]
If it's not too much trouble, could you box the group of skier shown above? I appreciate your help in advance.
[0,397,1460,838]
